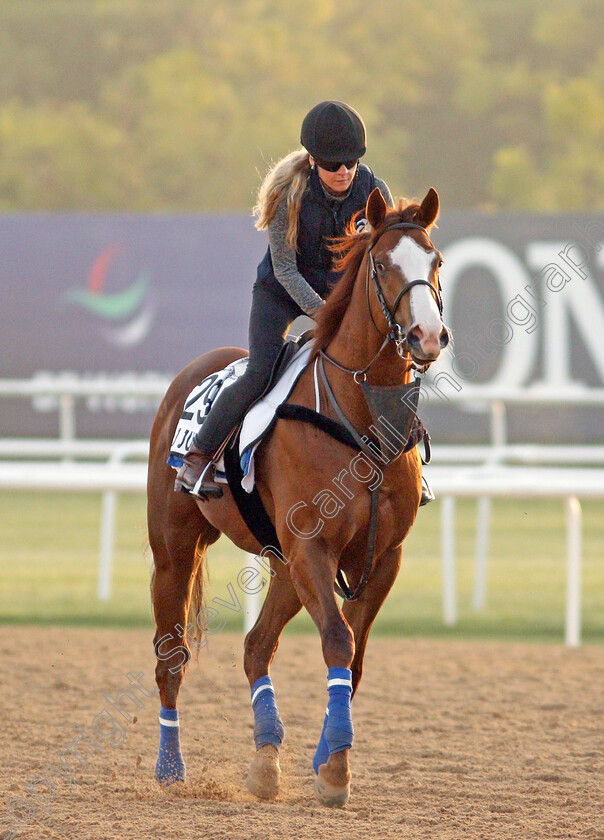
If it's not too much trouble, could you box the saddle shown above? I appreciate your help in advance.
[168,331,313,472]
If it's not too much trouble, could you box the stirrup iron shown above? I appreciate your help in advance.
[190,458,223,501]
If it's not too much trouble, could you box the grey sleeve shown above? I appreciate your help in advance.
[375,177,394,207]
[267,198,324,315]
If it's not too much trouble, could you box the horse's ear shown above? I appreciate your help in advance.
[418,188,439,230]
[366,187,388,229]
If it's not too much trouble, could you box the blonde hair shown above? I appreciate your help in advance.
[253,149,311,249]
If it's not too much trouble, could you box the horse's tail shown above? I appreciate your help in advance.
[188,537,208,656]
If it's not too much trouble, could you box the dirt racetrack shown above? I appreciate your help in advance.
[0,626,602,840]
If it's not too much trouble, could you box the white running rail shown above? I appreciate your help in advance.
[1,377,604,645]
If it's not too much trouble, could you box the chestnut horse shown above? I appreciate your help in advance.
[147,187,448,807]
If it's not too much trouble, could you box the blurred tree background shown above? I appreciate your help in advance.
[0,0,602,212]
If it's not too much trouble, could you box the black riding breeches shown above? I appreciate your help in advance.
[193,279,304,456]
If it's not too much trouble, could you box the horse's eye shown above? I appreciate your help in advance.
[375,262,385,272]
[438,259,444,268]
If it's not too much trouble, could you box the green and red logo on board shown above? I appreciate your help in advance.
[62,245,155,347]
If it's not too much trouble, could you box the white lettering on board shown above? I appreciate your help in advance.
[437,237,537,389]
[526,242,604,386]
[433,236,604,390]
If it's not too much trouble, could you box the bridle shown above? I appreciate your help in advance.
[368,222,443,347]
[320,221,444,382]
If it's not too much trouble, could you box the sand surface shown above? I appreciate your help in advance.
[0,626,602,839]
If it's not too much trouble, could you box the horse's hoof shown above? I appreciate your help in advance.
[246,744,281,800]
[155,769,185,786]
[314,768,350,808]
[314,753,351,808]
[155,753,186,786]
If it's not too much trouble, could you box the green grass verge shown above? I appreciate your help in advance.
[0,491,602,644]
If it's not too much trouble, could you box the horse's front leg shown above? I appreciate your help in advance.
[343,545,403,693]
[243,563,302,800]
[316,546,400,797]
[288,542,355,808]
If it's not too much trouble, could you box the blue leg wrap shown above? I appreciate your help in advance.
[313,710,330,774]
[324,667,353,756]
[155,706,185,785]
[251,676,284,751]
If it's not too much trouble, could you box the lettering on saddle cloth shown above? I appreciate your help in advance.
[167,358,248,467]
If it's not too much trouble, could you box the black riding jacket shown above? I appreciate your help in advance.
[257,163,377,300]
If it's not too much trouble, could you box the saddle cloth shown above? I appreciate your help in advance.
[167,357,249,474]
[168,341,313,484]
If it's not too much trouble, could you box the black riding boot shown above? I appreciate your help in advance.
[175,441,223,500]
[174,280,301,499]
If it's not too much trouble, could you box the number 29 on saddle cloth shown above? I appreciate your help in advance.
[167,357,248,468]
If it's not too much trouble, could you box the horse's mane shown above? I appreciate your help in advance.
[312,199,425,355]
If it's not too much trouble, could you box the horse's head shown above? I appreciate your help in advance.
[365,187,449,365]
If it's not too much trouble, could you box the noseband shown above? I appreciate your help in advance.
[320,221,444,382]
[367,222,443,356]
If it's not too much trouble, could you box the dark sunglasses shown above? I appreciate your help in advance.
[314,157,359,172]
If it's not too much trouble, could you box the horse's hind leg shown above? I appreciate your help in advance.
[149,489,219,785]
[243,564,302,800]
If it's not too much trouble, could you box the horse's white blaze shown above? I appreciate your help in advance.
[389,237,442,339]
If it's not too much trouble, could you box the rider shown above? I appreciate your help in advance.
[176,100,432,504]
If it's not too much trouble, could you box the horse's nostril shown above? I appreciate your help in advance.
[407,328,422,348]
[439,328,450,348]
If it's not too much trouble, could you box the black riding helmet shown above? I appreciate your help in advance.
[300,101,366,163]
